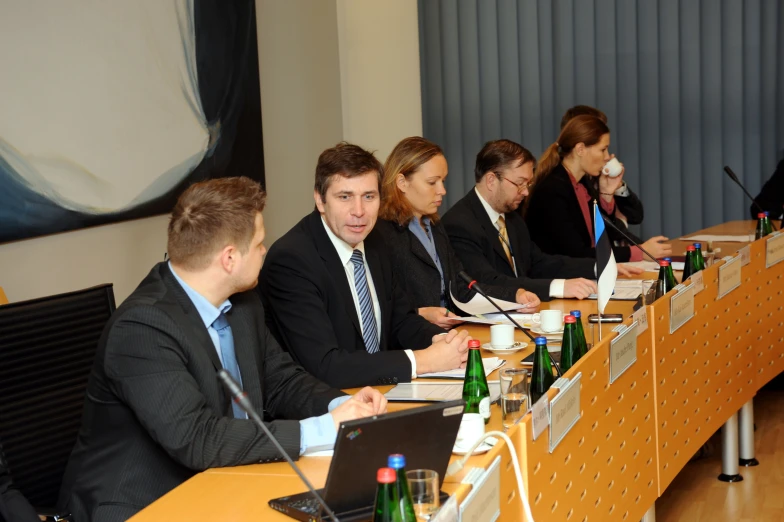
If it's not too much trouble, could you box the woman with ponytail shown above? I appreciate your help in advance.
[525,115,671,262]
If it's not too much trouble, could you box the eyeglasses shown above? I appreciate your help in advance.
[496,174,531,193]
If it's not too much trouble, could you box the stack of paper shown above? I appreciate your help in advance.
[683,234,754,243]
[418,357,506,379]
[385,381,502,403]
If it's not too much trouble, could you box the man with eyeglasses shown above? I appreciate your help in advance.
[442,139,598,300]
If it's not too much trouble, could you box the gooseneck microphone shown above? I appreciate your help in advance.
[217,370,340,522]
[723,166,779,230]
[599,215,660,262]
[457,271,562,378]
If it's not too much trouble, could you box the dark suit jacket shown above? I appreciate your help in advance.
[58,263,343,522]
[441,189,595,301]
[259,211,444,389]
[525,164,636,262]
[374,219,520,312]
[752,159,784,219]
[0,443,39,522]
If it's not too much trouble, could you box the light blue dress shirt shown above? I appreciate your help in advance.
[168,263,348,455]
[408,217,446,307]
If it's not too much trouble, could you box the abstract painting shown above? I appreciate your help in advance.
[0,0,264,243]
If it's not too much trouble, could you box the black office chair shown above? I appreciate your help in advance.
[0,284,116,521]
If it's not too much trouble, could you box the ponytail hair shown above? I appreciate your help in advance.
[534,114,609,182]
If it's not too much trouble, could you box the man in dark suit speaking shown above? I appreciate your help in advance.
[58,177,386,522]
[259,143,471,389]
[442,140,599,301]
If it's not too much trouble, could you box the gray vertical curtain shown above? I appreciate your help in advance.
[419,0,784,239]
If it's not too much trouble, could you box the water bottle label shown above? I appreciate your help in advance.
[479,397,491,419]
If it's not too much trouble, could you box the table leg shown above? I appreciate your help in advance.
[640,502,655,522]
[718,412,743,482]
[738,398,759,466]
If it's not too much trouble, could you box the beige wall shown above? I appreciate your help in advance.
[0,0,422,304]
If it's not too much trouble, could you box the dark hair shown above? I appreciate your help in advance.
[560,105,608,130]
[380,136,444,226]
[474,139,536,183]
[168,177,267,270]
[314,142,383,200]
[536,115,610,182]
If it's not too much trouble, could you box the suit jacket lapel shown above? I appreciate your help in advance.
[226,305,263,408]
[406,225,439,271]
[309,212,363,336]
[161,265,222,372]
[467,190,513,268]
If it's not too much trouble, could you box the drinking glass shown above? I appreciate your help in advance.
[499,368,530,429]
[406,469,440,521]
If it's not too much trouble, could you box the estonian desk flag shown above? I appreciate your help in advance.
[594,200,617,314]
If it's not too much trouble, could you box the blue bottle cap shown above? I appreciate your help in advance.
[388,454,406,469]
[693,242,702,249]
[534,336,548,346]
[764,211,770,216]
[570,310,582,318]
[664,257,672,262]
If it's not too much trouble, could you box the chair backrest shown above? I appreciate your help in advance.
[0,284,115,509]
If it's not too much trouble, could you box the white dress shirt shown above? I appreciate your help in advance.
[474,188,566,298]
[321,218,418,378]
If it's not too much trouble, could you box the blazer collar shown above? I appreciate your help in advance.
[466,189,513,267]
[307,211,363,336]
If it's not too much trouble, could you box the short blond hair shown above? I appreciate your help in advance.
[167,177,267,270]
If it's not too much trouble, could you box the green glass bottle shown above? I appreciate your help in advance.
[462,339,491,424]
[387,455,416,522]
[693,243,706,271]
[663,257,679,287]
[763,212,774,236]
[561,315,578,372]
[655,260,671,299]
[570,309,588,359]
[373,468,403,522]
[682,245,695,281]
[530,337,555,405]
[756,212,767,240]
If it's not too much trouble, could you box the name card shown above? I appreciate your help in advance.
[766,232,784,268]
[690,270,704,294]
[633,306,648,334]
[718,255,742,299]
[459,456,501,522]
[610,322,638,383]
[670,284,695,334]
[531,394,549,441]
[549,373,581,453]
[431,494,458,522]
[740,245,751,266]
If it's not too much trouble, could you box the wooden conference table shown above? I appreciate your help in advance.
[131,220,783,522]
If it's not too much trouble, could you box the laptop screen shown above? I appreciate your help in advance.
[323,400,465,514]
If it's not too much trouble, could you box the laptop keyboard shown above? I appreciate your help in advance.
[287,497,322,515]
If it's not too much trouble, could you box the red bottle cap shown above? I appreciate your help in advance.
[659,260,670,267]
[377,467,396,484]
[686,245,696,251]
[564,315,576,323]
[758,213,766,218]
[468,339,481,349]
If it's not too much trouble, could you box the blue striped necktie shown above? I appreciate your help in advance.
[212,312,247,419]
[350,249,380,353]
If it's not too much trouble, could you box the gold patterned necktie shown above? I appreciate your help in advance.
[497,215,514,268]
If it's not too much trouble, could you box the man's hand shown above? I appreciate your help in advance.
[331,387,388,431]
[515,289,541,312]
[640,236,673,259]
[563,278,598,299]
[617,263,645,277]
[418,307,463,328]
[416,329,471,375]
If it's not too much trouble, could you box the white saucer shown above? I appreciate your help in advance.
[530,325,564,336]
[481,341,528,355]
[452,437,498,456]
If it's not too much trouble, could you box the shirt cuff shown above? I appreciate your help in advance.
[549,279,566,299]
[299,396,350,455]
[614,182,629,197]
[629,246,644,262]
[404,349,417,379]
